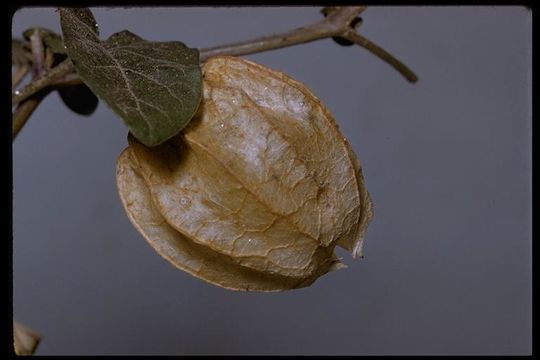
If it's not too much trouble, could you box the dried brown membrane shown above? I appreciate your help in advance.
[116,56,373,291]
[13,321,40,355]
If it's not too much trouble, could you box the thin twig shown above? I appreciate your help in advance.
[199,23,329,61]
[12,91,49,140]
[12,65,29,89]
[200,6,417,83]
[30,29,45,77]
[200,6,418,83]
[12,39,33,66]
[52,73,84,87]
[12,59,74,106]
[13,30,53,141]
[343,30,418,83]
[201,7,416,84]
[199,6,366,61]
[45,48,54,70]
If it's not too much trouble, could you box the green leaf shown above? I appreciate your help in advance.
[59,8,202,146]
[23,27,66,54]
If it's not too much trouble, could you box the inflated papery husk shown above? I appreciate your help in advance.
[116,56,373,291]
[13,321,40,355]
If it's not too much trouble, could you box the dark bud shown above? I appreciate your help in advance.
[58,84,99,116]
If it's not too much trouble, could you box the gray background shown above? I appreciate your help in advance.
[12,7,532,355]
